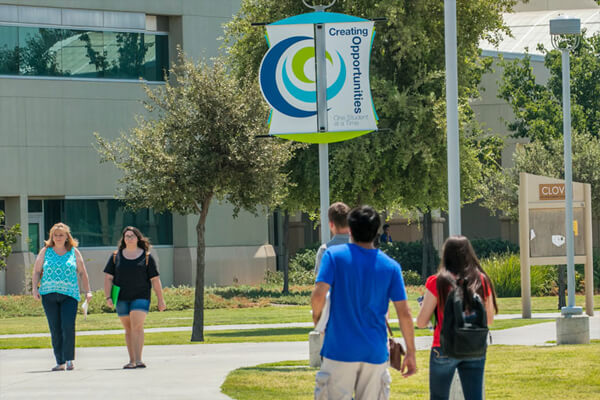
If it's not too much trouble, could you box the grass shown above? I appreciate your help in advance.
[221,344,600,400]
[495,295,600,314]
[0,306,314,335]
[0,319,551,349]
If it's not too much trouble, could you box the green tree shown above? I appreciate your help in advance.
[95,52,294,341]
[481,131,600,220]
[0,211,21,271]
[483,32,600,218]
[498,33,600,142]
[225,0,514,277]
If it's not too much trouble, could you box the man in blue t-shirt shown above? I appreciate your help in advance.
[311,205,417,400]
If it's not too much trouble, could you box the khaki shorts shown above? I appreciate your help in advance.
[314,357,391,400]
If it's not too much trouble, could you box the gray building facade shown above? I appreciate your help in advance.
[0,0,276,294]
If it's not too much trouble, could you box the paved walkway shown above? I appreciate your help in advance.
[0,316,598,399]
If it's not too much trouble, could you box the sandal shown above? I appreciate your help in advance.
[51,364,65,371]
[66,361,74,370]
[135,361,146,368]
[123,362,136,369]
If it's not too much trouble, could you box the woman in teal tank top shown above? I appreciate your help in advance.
[32,222,93,371]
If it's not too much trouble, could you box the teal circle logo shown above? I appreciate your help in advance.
[260,36,346,118]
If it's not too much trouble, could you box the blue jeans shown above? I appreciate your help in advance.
[429,347,486,400]
[41,293,78,365]
[116,298,150,316]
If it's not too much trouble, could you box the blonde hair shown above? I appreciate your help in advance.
[44,222,79,250]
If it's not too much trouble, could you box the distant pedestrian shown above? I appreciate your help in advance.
[312,205,417,400]
[416,235,498,400]
[31,222,93,371]
[104,226,166,369]
[314,202,351,276]
[380,223,392,244]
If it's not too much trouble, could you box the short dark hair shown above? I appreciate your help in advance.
[383,224,390,230]
[348,205,381,243]
[328,202,350,228]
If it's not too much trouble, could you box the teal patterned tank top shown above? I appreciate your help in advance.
[39,247,80,301]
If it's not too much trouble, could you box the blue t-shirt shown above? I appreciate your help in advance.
[316,243,407,364]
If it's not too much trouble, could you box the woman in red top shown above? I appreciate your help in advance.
[416,236,498,400]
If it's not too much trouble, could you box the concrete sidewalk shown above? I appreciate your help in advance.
[0,317,598,399]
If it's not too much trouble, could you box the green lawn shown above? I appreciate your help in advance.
[0,306,314,335]
[221,344,600,400]
[0,319,550,349]
[1,292,594,336]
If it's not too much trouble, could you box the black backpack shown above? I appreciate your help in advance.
[440,280,489,359]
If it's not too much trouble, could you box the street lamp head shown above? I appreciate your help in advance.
[302,0,336,11]
[550,15,581,50]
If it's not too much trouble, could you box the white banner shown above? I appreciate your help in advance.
[259,20,377,142]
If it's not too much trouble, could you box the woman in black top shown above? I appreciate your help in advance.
[104,226,166,369]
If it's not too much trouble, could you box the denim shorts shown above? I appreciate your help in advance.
[116,298,150,316]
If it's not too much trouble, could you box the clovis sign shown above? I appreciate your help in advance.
[259,12,377,143]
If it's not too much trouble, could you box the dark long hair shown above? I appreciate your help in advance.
[118,226,151,252]
[436,236,498,314]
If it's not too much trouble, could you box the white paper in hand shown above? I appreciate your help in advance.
[81,299,88,320]
[315,292,330,333]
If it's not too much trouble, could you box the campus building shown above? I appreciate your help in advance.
[0,0,278,294]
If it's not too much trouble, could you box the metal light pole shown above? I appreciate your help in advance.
[304,0,336,244]
[550,15,582,317]
[445,0,461,236]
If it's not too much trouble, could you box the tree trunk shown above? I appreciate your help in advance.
[558,264,566,310]
[282,211,290,294]
[421,209,436,279]
[191,197,211,342]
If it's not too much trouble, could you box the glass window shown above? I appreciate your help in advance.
[104,31,151,80]
[144,34,168,81]
[18,27,65,76]
[0,24,168,81]
[28,199,43,213]
[43,199,172,247]
[62,29,105,78]
[0,200,5,213]
[0,26,18,75]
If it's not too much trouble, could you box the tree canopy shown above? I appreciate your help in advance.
[225,0,514,275]
[95,52,294,340]
[483,32,600,218]
[480,131,600,220]
[498,33,600,142]
[224,0,515,214]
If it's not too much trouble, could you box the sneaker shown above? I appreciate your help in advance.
[66,361,74,370]
[51,364,65,371]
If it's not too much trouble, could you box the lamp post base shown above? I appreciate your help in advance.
[556,315,590,345]
[561,306,583,317]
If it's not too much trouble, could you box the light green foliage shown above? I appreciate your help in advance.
[224,0,516,214]
[0,211,21,271]
[94,51,295,340]
[481,131,600,219]
[482,254,559,297]
[484,33,600,218]
[498,33,600,143]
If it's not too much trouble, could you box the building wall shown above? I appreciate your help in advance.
[0,0,278,294]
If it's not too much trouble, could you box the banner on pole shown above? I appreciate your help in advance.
[259,12,377,143]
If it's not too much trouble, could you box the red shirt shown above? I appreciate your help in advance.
[425,274,491,348]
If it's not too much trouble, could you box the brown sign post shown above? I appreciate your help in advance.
[519,173,594,318]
